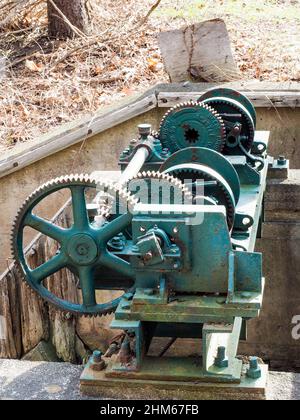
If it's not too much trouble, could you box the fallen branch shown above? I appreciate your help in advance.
[138,0,162,27]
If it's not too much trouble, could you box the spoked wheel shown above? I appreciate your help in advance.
[11,174,137,316]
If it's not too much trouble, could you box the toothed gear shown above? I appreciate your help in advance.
[164,166,236,230]
[201,97,255,154]
[127,170,193,205]
[11,174,137,317]
[159,101,226,153]
[151,130,160,139]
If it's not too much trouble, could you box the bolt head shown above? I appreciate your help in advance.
[144,251,153,262]
[247,357,262,379]
[277,156,287,166]
[93,350,102,363]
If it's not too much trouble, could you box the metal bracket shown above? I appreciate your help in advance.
[202,317,243,381]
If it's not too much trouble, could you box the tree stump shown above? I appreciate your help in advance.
[47,0,90,39]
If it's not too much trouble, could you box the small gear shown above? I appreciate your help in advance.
[164,166,236,230]
[159,101,226,153]
[202,97,255,153]
[11,174,137,317]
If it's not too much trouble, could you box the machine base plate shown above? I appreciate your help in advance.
[80,358,268,400]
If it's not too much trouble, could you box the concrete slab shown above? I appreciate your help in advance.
[0,360,300,400]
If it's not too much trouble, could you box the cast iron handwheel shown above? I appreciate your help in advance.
[11,175,137,316]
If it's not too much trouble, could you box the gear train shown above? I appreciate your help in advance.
[12,88,269,387]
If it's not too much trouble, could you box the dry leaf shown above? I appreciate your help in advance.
[121,87,134,96]
[25,60,44,73]
[147,57,163,73]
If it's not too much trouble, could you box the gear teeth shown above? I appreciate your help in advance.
[126,170,193,206]
[169,167,235,230]
[159,100,226,153]
[10,173,137,318]
[202,97,255,152]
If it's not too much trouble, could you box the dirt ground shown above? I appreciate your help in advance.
[0,0,300,153]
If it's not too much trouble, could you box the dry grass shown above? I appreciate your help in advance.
[0,0,300,154]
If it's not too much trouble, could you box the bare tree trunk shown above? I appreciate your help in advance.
[47,0,89,39]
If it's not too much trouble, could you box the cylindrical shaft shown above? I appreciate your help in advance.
[117,146,150,186]
[94,145,150,227]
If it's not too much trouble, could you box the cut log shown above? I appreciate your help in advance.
[159,19,240,83]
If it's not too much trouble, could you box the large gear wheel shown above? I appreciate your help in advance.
[11,174,138,317]
[127,170,193,206]
[159,101,226,154]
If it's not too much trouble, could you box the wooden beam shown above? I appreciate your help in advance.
[1,81,299,180]
[158,91,300,108]
[0,94,157,180]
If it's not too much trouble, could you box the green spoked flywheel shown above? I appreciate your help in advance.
[159,101,226,154]
[11,174,137,317]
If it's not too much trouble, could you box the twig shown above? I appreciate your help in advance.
[0,24,43,37]
[137,0,162,27]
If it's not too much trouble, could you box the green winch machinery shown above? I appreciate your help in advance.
[12,88,270,395]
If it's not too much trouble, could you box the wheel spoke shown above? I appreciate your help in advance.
[24,213,67,243]
[31,252,66,284]
[78,266,96,307]
[71,186,89,230]
[97,213,132,243]
[100,251,134,279]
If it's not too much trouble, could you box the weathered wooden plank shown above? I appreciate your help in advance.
[0,270,22,359]
[159,20,240,83]
[158,91,300,108]
[19,242,50,354]
[0,93,157,180]
[156,81,300,93]
[0,201,79,361]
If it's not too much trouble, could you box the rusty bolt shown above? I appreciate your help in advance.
[93,350,102,363]
[90,350,106,371]
[144,251,153,262]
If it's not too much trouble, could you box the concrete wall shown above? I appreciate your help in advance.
[0,109,161,272]
[239,171,300,368]
[157,107,300,168]
[2,105,300,272]
[1,96,300,366]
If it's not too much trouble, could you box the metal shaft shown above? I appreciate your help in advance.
[94,145,150,227]
[117,146,150,186]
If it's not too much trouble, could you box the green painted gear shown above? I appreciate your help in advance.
[201,97,255,154]
[11,174,137,317]
[159,101,226,153]
[127,170,193,205]
[164,164,236,230]
[198,87,257,125]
